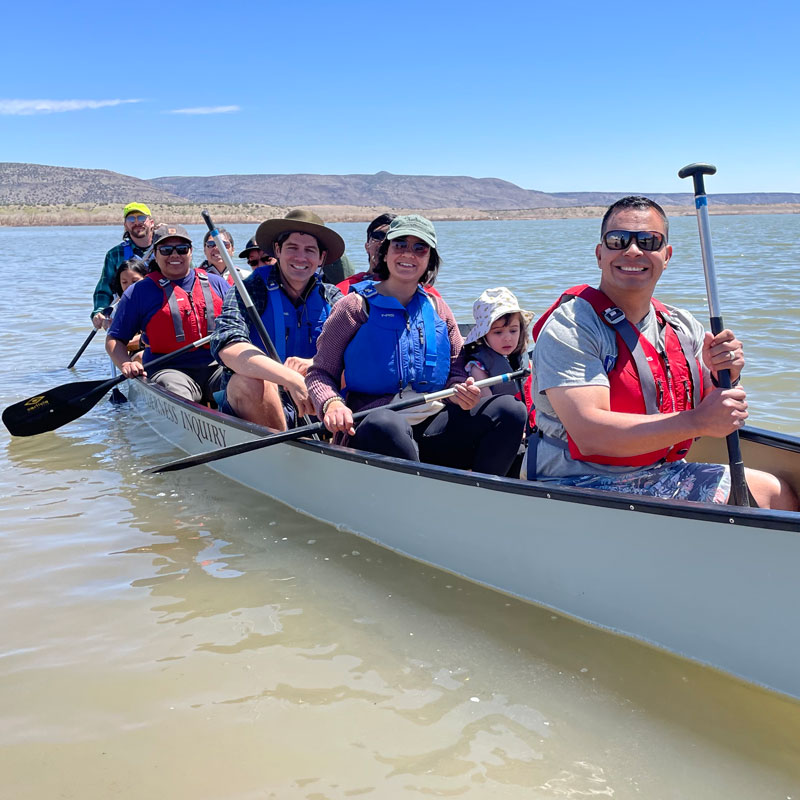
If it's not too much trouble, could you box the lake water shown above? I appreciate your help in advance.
[1,216,799,799]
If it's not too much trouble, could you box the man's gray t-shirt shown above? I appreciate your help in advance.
[530,294,707,479]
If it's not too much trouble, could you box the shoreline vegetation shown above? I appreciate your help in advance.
[1,202,799,227]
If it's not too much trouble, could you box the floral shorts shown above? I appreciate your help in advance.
[553,461,731,504]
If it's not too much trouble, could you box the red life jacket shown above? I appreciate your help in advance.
[144,269,224,354]
[527,284,703,467]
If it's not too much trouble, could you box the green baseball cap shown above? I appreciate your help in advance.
[386,214,437,250]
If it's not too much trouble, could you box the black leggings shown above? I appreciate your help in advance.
[350,395,526,477]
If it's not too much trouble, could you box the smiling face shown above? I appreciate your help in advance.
[204,234,233,269]
[485,314,522,356]
[274,232,326,297]
[596,207,672,304]
[385,236,431,286]
[124,212,154,245]
[154,237,193,281]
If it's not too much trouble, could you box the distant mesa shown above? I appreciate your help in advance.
[1,162,799,210]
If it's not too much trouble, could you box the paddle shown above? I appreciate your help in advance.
[67,305,113,368]
[201,210,315,430]
[146,368,531,475]
[3,335,212,437]
[678,162,750,507]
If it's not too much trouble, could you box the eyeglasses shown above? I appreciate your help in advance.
[369,229,387,242]
[205,239,233,250]
[603,230,666,252]
[157,244,192,256]
[126,214,149,224]
[247,255,273,267]
[390,239,430,255]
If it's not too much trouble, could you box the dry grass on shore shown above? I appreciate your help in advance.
[1,202,798,227]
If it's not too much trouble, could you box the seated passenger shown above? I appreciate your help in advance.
[336,212,396,292]
[464,287,533,398]
[337,212,441,299]
[111,259,149,356]
[92,202,155,329]
[238,236,277,270]
[200,227,248,284]
[210,209,344,430]
[527,195,797,510]
[106,225,231,403]
[307,215,526,477]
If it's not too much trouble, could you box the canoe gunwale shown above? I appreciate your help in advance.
[131,378,800,534]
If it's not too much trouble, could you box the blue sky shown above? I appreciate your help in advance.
[2,0,797,194]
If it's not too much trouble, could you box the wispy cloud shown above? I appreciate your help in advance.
[167,105,241,115]
[0,98,142,115]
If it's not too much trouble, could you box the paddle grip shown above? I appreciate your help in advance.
[678,163,717,197]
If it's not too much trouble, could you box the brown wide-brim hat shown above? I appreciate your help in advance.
[255,209,345,266]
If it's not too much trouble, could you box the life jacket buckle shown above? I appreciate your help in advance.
[603,306,626,325]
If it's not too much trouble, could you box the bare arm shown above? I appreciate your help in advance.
[217,342,308,395]
[546,383,749,458]
[106,337,146,379]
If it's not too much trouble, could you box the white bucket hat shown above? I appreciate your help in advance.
[464,287,534,344]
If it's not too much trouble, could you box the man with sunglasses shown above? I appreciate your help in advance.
[526,196,796,509]
[211,209,345,429]
[238,236,277,272]
[105,225,232,402]
[91,202,156,329]
[336,213,395,293]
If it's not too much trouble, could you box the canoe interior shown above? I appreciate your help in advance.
[689,429,800,499]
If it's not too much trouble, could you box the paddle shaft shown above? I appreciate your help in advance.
[678,163,749,506]
[81,334,212,401]
[201,210,316,430]
[146,368,531,474]
[68,305,113,368]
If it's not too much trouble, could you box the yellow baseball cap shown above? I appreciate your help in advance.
[123,202,152,218]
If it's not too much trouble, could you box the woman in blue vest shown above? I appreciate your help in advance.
[307,215,527,476]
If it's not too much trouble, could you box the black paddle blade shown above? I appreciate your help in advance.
[2,379,113,437]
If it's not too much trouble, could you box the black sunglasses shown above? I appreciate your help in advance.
[158,244,192,256]
[369,230,387,241]
[603,230,666,252]
[247,255,273,267]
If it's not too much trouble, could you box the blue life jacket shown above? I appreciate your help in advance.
[250,269,333,362]
[344,281,451,395]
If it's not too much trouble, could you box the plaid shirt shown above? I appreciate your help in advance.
[92,238,148,317]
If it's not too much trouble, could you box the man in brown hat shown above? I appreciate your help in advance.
[210,209,345,428]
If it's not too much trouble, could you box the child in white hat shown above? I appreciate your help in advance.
[464,287,534,398]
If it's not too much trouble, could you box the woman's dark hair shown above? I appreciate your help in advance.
[112,258,149,297]
[372,238,441,286]
[203,227,234,248]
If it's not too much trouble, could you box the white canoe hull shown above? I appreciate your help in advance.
[128,379,800,700]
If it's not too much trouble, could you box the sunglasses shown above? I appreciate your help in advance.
[369,230,387,241]
[247,255,273,267]
[205,239,233,250]
[157,244,192,256]
[390,239,430,254]
[126,214,149,224]
[603,230,666,252]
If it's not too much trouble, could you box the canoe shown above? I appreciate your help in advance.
[127,378,800,700]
